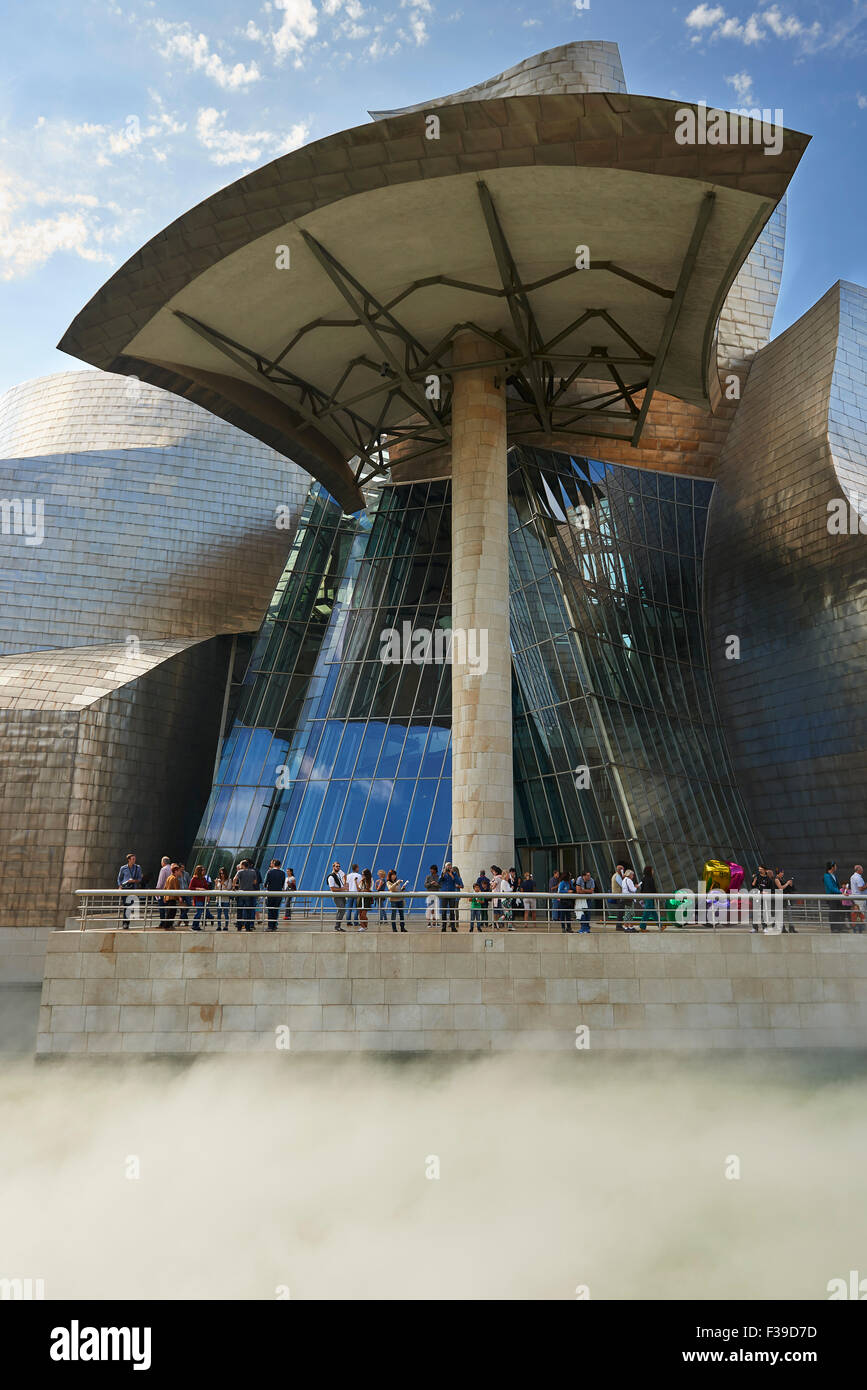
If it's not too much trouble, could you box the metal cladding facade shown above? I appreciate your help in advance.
[1,39,865,996]
[0,371,309,958]
[703,281,867,889]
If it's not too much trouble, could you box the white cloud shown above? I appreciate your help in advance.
[685,5,822,48]
[195,107,309,166]
[400,0,431,46]
[153,19,262,88]
[54,107,186,169]
[726,69,756,104]
[686,4,726,28]
[250,0,319,64]
[858,93,867,108]
[0,166,129,281]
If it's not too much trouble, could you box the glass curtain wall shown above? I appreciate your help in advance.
[191,482,452,901]
[192,451,758,900]
[510,448,758,889]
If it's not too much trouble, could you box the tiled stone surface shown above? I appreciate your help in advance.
[704,280,867,889]
[37,930,867,1053]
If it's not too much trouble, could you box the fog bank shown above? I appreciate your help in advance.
[1,1053,865,1300]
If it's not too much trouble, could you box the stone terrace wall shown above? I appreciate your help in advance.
[37,930,867,1054]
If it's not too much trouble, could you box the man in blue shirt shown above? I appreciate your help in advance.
[117,854,142,889]
[439,864,459,932]
[117,854,143,930]
[823,861,847,933]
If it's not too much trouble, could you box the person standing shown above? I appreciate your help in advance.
[498,870,514,930]
[374,869,388,926]
[774,867,796,933]
[547,869,560,927]
[823,861,847,933]
[155,855,172,928]
[638,865,660,931]
[439,863,458,932]
[576,871,595,932]
[176,863,191,927]
[358,868,374,931]
[283,867,297,925]
[749,863,775,931]
[490,866,504,927]
[470,877,486,932]
[581,870,596,928]
[555,871,574,933]
[424,864,441,929]
[519,868,536,924]
[451,864,465,927]
[189,864,211,930]
[328,862,347,931]
[234,859,261,931]
[386,870,407,932]
[162,863,181,929]
[849,864,866,933]
[117,853,143,889]
[213,866,231,930]
[263,859,286,931]
[117,853,143,930]
[345,863,362,929]
[574,873,591,932]
[620,868,638,931]
[610,863,625,929]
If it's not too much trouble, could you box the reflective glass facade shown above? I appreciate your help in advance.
[192,483,453,896]
[192,449,758,896]
[509,449,757,888]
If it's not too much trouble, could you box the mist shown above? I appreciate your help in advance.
[1,1050,866,1300]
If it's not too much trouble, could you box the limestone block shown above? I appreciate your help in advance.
[117,979,153,1005]
[83,979,119,1005]
[148,955,183,978]
[418,980,450,1003]
[320,978,352,1004]
[351,979,386,1004]
[221,1006,257,1030]
[119,1006,154,1032]
[450,978,482,1003]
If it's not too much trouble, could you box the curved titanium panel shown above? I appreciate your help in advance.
[703,280,867,888]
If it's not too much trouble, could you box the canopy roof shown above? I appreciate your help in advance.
[59,92,808,512]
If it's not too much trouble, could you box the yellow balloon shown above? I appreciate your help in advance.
[703,859,731,892]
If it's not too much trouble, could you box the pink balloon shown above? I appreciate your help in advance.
[727,862,744,890]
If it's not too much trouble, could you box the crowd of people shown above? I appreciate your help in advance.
[113,851,867,933]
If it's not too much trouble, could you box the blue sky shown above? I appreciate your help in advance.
[1,0,865,393]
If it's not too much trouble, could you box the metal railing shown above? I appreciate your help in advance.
[72,888,867,933]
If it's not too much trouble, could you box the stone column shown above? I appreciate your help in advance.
[450,331,514,883]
